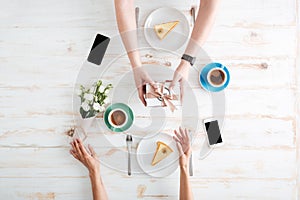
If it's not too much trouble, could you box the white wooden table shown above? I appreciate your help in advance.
[1,0,300,199]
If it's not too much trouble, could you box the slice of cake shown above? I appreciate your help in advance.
[154,21,179,40]
[151,141,173,166]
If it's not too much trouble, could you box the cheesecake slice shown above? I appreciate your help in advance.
[151,141,173,166]
[154,21,179,40]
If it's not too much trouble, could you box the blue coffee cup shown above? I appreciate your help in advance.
[199,62,230,92]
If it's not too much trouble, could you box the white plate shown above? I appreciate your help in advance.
[144,7,190,51]
[137,132,179,177]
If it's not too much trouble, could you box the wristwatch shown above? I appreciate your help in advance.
[181,54,196,66]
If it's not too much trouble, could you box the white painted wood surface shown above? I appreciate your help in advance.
[0,0,299,199]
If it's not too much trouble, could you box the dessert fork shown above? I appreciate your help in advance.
[126,134,133,176]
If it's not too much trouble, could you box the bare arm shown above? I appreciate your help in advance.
[185,0,220,56]
[170,0,220,99]
[114,0,141,68]
[114,0,155,106]
[89,170,108,200]
[174,127,193,200]
[70,139,108,200]
[180,167,193,200]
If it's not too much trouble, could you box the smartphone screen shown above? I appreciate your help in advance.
[205,120,222,145]
[87,34,110,65]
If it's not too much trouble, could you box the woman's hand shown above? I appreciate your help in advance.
[173,127,192,169]
[133,67,156,106]
[70,138,100,174]
[169,60,190,101]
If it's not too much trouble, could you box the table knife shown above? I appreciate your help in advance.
[126,134,132,176]
[189,131,193,176]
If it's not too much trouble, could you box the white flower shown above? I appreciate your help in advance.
[81,102,90,112]
[104,89,110,94]
[90,86,95,93]
[99,106,105,112]
[84,93,94,101]
[93,103,101,111]
[104,97,110,104]
[99,85,105,93]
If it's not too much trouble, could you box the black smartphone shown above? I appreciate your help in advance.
[87,34,110,65]
[204,119,224,147]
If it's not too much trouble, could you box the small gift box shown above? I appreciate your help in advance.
[144,81,181,111]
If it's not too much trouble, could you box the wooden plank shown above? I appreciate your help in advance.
[0,147,295,180]
[215,0,296,27]
[0,0,298,199]
[0,86,295,118]
[193,88,295,118]
[0,0,116,28]
[0,87,74,117]
[191,179,296,200]
[0,0,295,28]
[0,57,82,87]
[295,0,300,198]
[0,177,296,200]
[0,27,296,58]
[0,117,294,149]
[190,58,296,89]
[0,55,295,90]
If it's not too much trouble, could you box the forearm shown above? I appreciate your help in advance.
[114,0,141,68]
[179,167,193,200]
[185,0,220,56]
[89,171,108,200]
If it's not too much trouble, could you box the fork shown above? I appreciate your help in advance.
[135,7,139,28]
[191,7,196,26]
[126,134,133,176]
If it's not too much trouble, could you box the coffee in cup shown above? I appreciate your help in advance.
[207,68,227,87]
[108,109,128,128]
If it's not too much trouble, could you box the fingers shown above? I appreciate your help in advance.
[169,70,180,91]
[176,142,184,157]
[169,76,177,91]
[70,149,79,160]
[144,74,157,89]
[138,86,147,106]
[72,139,83,158]
[71,139,89,159]
[174,130,183,141]
[173,135,181,144]
[70,140,76,151]
[184,128,190,143]
[88,144,97,158]
[174,127,191,154]
[76,139,89,156]
[179,127,188,141]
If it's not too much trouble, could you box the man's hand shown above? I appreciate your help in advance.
[169,60,190,101]
[133,67,156,106]
[173,127,192,169]
[70,138,100,174]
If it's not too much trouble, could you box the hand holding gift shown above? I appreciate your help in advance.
[144,81,181,112]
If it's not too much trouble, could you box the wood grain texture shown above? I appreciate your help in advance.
[0,0,298,199]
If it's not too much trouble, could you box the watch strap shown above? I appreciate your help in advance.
[181,54,196,66]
